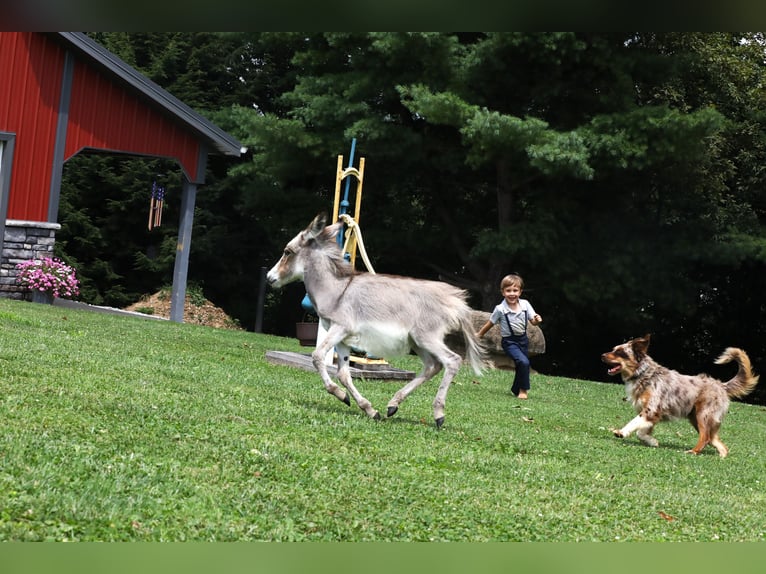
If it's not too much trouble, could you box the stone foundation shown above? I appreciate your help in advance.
[0,220,60,300]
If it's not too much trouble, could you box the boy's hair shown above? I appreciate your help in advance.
[500,273,524,290]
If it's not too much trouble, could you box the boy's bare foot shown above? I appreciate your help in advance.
[518,391,528,399]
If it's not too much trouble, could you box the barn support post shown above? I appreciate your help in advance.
[170,176,198,323]
[0,134,15,258]
[47,49,74,224]
[170,141,210,323]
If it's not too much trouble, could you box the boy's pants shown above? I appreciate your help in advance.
[501,334,530,395]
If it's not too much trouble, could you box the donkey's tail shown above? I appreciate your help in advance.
[715,347,759,399]
[459,312,487,376]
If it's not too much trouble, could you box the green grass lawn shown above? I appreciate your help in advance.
[0,297,764,541]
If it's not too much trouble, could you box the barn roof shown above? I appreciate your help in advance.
[54,32,246,158]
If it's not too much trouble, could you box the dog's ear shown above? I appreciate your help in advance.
[632,334,651,358]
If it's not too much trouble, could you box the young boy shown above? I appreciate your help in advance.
[477,273,542,399]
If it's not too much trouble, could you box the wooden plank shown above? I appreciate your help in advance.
[265,350,415,380]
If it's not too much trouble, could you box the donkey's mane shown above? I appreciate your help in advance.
[315,233,356,278]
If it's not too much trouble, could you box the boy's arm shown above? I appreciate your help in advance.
[526,301,542,325]
[476,320,494,338]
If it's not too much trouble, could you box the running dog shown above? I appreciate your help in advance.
[601,334,758,457]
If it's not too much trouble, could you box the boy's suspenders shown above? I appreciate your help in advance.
[503,309,528,336]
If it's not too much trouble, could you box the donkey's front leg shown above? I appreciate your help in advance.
[311,325,350,406]
[335,343,380,420]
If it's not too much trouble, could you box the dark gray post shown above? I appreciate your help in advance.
[170,141,208,323]
[170,177,197,323]
[254,266,267,332]
[47,50,74,223]
[0,134,16,257]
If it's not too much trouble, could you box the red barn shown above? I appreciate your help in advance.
[0,32,244,321]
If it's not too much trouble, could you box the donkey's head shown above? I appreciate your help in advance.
[266,213,343,288]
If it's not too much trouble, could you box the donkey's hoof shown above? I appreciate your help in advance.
[387,406,398,418]
[435,416,445,429]
[372,411,381,421]
[342,393,351,406]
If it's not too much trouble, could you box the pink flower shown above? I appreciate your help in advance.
[16,257,80,299]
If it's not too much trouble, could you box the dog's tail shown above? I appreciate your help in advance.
[715,347,759,399]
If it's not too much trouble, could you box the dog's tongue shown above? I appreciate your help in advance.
[607,365,621,376]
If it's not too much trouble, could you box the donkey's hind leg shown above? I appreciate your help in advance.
[386,347,442,420]
[431,346,462,429]
[335,342,380,420]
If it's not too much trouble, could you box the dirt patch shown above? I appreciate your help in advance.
[124,290,243,330]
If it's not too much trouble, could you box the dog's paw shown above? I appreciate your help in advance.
[611,428,625,438]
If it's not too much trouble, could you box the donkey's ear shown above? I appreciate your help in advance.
[321,221,344,241]
[306,213,328,238]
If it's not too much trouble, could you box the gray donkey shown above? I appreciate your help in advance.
[267,213,486,428]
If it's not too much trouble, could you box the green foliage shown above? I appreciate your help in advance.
[462,110,550,165]
[526,129,593,179]
[582,105,726,170]
[185,283,208,307]
[399,84,593,178]
[1,299,764,541]
[398,84,474,127]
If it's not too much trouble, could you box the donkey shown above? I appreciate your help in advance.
[267,213,486,428]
